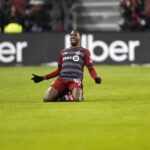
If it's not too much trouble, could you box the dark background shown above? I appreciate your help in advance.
[0,32,150,66]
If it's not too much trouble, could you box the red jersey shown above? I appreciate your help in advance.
[45,47,97,80]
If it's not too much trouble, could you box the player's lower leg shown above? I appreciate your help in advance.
[72,88,83,102]
[43,87,58,102]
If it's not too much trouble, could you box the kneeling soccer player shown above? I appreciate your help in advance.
[31,30,102,102]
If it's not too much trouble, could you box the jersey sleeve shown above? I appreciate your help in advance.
[45,51,62,79]
[58,50,62,67]
[84,49,97,79]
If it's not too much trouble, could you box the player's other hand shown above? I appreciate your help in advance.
[31,74,44,83]
[95,77,102,84]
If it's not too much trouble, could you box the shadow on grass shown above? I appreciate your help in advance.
[0,98,129,103]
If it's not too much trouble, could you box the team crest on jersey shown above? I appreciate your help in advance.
[76,51,81,55]
[73,55,79,62]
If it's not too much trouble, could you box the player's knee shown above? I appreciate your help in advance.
[43,94,54,102]
[43,87,58,102]
[43,96,54,102]
[43,91,58,102]
[72,90,83,102]
[73,95,83,102]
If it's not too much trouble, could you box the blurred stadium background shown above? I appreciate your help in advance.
[0,1,150,150]
[0,0,150,66]
[0,0,149,32]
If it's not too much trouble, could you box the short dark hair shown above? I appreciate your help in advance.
[70,30,80,35]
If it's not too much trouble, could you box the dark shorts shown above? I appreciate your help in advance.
[51,78,83,94]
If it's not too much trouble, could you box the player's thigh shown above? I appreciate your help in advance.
[44,87,59,102]
[71,88,83,102]
[44,79,66,102]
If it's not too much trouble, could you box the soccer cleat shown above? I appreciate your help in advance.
[64,94,74,101]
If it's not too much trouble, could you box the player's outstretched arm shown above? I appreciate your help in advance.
[31,74,45,83]
[87,65,102,84]
[31,68,60,83]
[44,67,61,80]
[95,77,102,84]
[84,49,102,84]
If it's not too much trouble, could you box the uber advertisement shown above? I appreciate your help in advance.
[0,32,150,66]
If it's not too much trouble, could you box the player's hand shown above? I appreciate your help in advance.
[95,77,102,84]
[31,74,44,83]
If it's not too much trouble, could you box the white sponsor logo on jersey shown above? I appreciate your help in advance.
[63,55,80,62]
[73,55,79,62]
[63,56,72,61]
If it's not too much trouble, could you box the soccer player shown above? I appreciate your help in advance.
[31,30,102,102]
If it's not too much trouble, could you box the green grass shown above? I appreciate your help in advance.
[0,66,150,150]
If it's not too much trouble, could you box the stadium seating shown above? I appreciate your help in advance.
[71,0,121,31]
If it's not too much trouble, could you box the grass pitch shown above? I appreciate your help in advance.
[0,66,150,150]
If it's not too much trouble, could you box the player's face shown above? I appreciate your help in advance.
[70,31,80,46]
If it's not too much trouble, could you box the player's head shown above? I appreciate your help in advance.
[70,30,80,47]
